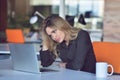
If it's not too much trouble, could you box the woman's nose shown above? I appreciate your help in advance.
[52,34,56,40]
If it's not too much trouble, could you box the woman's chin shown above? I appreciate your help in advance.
[55,39,63,43]
[57,40,62,43]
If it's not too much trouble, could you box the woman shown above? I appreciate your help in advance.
[40,15,96,73]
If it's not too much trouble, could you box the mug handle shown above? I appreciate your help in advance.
[107,64,114,76]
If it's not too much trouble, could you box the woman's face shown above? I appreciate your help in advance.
[46,27,65,43]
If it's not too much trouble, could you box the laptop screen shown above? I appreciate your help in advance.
[9,43,40,73]
[9,43,60,73]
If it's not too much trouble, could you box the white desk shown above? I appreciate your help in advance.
[0,59,120,80]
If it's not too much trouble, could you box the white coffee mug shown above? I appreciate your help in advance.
[96,62,114,78]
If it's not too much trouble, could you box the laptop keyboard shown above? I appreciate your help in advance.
[40,68,59,72]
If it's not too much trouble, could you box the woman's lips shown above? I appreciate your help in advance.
[55,38,60,42]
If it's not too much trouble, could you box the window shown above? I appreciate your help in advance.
[51,0,104,17]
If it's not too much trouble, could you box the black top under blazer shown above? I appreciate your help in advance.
[40,30,96,73]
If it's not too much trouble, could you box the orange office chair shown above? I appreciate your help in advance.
[92,41,120,74]
[6,29,25,43]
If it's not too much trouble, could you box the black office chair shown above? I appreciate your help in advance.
[66,15,75,26]
[78,14,86,25]
[84,11,92,18]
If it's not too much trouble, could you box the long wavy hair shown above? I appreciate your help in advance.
[41,15,81,57]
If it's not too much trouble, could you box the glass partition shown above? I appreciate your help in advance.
[7,0,104,42]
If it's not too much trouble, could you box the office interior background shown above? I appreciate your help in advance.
[0,0,120,43]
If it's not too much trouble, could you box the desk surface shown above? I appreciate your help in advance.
[0,59,120,80]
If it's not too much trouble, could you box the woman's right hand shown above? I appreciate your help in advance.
[58,62,67,68]
[42,41,48,51]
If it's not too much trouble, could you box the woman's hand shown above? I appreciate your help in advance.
[58,62,67,68]
[42,41,48,51]
[41,31,49,51]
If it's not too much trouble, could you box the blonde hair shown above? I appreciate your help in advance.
[41,15,81,57]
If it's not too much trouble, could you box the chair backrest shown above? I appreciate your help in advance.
[6,29,25,43]
[78,14,86,25]
[92,41,120,74]
[66,15,75,26]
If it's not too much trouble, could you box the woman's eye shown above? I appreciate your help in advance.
[52,29,57,33]
[48,29,57,38]
[49,35,51,38]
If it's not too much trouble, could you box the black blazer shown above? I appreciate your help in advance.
[40,30,96,73]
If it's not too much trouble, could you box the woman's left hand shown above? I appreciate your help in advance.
[58,62,67,68]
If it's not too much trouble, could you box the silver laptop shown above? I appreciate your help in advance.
[0,44,10,54]
[9,43,60,74]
